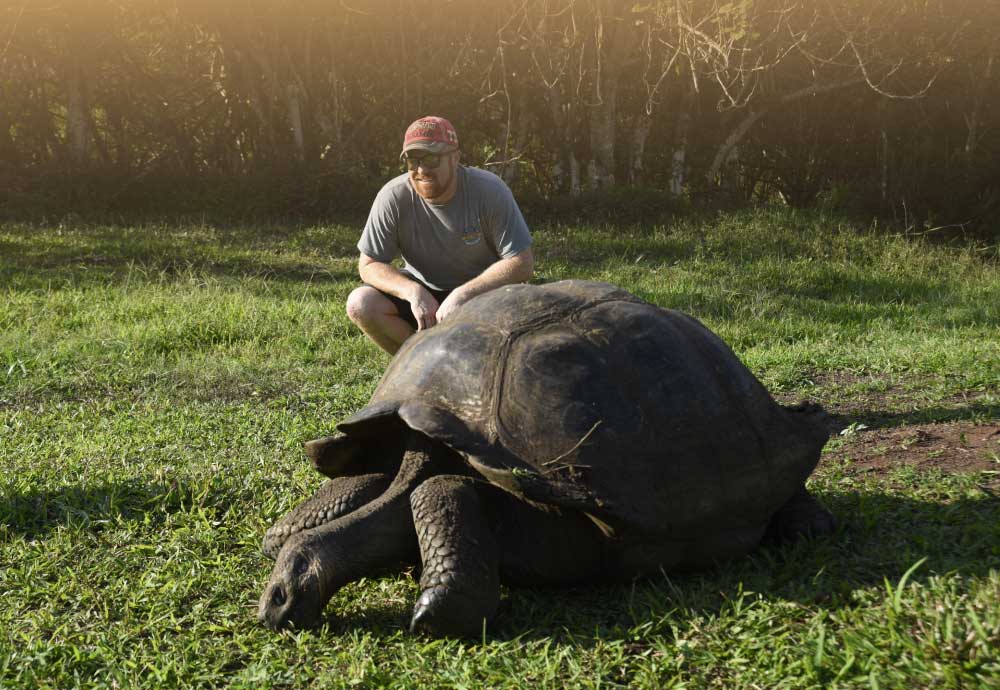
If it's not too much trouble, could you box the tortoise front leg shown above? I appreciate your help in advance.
[408,476,610,637]
[409,476,501,638]
[262,473,393,559]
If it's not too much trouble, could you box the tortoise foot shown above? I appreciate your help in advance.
[764,487,836,545]
[409,584,493,638]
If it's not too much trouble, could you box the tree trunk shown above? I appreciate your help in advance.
[589,95,616,189]
[546,82,580,196]
[628,113,651,185]
[0,97,18,167]
[499,93,527,186]
[106,105,129,172]
[670,147,686,197]
[964,35,996,161]
[588,1,629,190]
[569,152,581,196]
[318,29,344,152]
[66,58,90,166]
[287,83,305,163]
[879,100,889,204]
[670,82,695,196]
[285,40,307,164]
[236,49,273,161]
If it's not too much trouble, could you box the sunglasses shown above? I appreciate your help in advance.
[402,152,442,171]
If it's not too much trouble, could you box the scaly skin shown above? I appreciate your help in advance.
[258,432,453,630]
[407,476,610,638]
[409,476,500,637]
[261,474,393,559]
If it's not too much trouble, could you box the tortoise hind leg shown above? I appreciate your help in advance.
[262,473,392,559]
[763,486,836,545]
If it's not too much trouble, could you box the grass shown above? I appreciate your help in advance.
[1,209,999,689]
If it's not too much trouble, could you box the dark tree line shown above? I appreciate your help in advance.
[1,0,997,229]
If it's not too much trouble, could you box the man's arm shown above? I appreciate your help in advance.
[436,248,534,322]
[358,253,442,329]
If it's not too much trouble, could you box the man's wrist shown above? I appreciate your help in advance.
[404,281,427,303]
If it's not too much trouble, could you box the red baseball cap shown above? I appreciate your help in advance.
[400,116,459,157]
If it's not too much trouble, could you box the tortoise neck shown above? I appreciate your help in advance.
[310,431,452,591]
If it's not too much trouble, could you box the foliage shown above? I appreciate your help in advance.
[1,1,998,234]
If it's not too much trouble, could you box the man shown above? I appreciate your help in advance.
[346,116,534,354]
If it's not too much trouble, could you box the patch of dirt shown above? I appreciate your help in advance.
[822,421,1000,478]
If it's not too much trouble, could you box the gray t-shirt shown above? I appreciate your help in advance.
[358,166,532,291]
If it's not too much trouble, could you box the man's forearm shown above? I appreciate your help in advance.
[454,249,534,301]
[358,259,421,301]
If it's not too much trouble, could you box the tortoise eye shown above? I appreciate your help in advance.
[293,555,309,576]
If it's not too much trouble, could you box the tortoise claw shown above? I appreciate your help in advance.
[409,586,444,634]
[409,585,489,638]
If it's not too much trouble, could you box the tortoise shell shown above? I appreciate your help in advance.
[311,280,828,538]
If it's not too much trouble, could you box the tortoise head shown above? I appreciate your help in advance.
[258,539,326,630]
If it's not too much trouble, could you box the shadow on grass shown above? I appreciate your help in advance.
[0,225,359,292]
[0,477,248,539]
[5,479,997,644]
[486,491,1000,643]
[290,489,1000,644]
[0,256,356,293]
[828,400,1000,430]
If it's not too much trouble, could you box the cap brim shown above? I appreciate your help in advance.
[400,141,457,157]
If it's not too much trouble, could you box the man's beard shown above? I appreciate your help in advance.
[412,166,454,201]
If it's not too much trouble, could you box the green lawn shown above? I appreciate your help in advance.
[1,210,998,689]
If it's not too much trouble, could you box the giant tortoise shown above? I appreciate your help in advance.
[258,280,834,637]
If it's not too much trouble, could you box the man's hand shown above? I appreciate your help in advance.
[408,285,441,330]
[435,289,470,323]
[435,250,533,323]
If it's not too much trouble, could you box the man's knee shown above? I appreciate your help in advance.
[346,286,382,326]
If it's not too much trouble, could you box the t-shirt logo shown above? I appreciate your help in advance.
[461,226,483,245]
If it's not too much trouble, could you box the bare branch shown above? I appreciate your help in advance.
[847,36,939,100]
[339,0,372,16]
[642,41,682,114]
[706,75,865,183]
[1,1,27,62]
